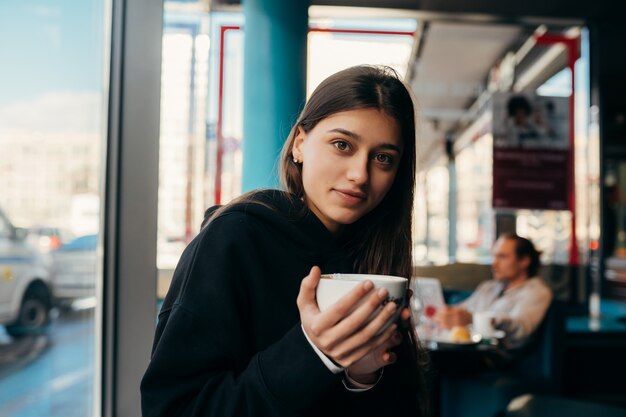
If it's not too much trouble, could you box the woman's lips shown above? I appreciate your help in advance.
[334,189,367,203]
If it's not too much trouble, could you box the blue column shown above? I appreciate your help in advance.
[242,0,310,191]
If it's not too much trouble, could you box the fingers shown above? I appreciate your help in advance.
[379,328,403,352]
[433,310,446,328]
[298,270,409,369]
[400,307,411,322]
[338,322,398,367]
[368,328,403,361]
[346,328,403,377]
[435,313,449,328]
[382,351,397,365]
[312,279,375,332]
[323,286,390,341]
[435,307,463,329]
[330,299,399,359]
[399,306,413,329]
[380,332,402,364]
[434,306,450,320]
[296,266,321,315]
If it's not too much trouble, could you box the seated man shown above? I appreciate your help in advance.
[434,233,553,349]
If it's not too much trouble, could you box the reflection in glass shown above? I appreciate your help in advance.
[0,1,107,415]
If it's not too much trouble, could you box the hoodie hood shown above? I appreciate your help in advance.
[217,189,350,266]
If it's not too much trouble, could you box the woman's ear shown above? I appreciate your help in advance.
[292,126,306,161]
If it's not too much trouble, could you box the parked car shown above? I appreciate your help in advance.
[0,208,53,337]
[50,234,97,302]
[27,226,73,254]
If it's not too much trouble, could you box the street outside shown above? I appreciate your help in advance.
[0,308,95,417]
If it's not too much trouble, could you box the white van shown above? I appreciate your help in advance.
[50,234,97,301]
[0,208,53,337]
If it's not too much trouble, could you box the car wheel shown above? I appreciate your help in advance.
[6,289,51,338]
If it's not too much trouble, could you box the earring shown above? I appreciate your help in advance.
[293,157,299,163]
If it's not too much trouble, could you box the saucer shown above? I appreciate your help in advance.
[424,330,482,346]
[477,329,506,339]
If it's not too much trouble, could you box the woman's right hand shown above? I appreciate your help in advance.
[296,266,399,370]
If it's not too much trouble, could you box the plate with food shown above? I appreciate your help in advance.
[476,329,506,340]
[429,326,482,348]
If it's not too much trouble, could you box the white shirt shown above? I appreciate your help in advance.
[458,277,553,348]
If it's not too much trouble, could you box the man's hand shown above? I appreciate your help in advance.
[434,305,472,329]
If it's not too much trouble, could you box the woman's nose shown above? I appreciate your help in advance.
[346,156,369,184]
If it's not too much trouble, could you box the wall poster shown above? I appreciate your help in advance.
[492,93,570,210]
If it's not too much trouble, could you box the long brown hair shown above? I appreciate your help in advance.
[205,65,429,415]
[280,65,428,415]
[280,65,416,280]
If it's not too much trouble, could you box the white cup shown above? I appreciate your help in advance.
[473,311,497,337]
[316,273,408,334]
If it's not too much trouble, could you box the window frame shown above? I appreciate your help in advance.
[100,0,162,415]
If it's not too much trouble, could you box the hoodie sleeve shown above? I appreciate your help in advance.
[140,213,340,417]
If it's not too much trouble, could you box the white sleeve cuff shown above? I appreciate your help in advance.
[301,324,344,374]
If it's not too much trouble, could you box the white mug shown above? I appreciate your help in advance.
[317,273,408,334]
[473,311,497,337]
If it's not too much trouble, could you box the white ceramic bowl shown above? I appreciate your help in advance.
[316,273,408,333]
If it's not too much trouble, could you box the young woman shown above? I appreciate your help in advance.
[141,65,428,417]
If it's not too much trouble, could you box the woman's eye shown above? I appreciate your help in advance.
[374,153,393,165]
[333,141,349,151]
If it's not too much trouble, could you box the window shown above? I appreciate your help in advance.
[0,1,108,415]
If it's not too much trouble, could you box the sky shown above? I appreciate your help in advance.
[0,0,104,133]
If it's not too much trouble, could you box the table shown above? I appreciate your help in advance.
[422,333,518,417]
[563,299,626,406]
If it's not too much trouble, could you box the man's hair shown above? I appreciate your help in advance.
[499,233,541,277]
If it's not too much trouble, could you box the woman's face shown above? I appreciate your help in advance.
[292,108,403,235]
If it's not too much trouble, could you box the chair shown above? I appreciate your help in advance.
[438,300,565,417]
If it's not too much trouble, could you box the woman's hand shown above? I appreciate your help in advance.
[297,266,400,372]
[346,307,410,383]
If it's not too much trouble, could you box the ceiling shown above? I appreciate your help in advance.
[212,0,614,22]
[406,21,578,170]
[407,21,529,167]
[205,0,581,168]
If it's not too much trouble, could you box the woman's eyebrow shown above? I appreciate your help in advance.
[378,143,402,153]
[328,128,360,140]
[327,128,402,153]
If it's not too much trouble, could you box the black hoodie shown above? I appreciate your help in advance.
[141,190,420,417]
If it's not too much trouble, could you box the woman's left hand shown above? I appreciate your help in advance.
[346,307,411,384]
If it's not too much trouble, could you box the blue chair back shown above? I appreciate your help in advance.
[439,299,566,417]
[511,299,565,393]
